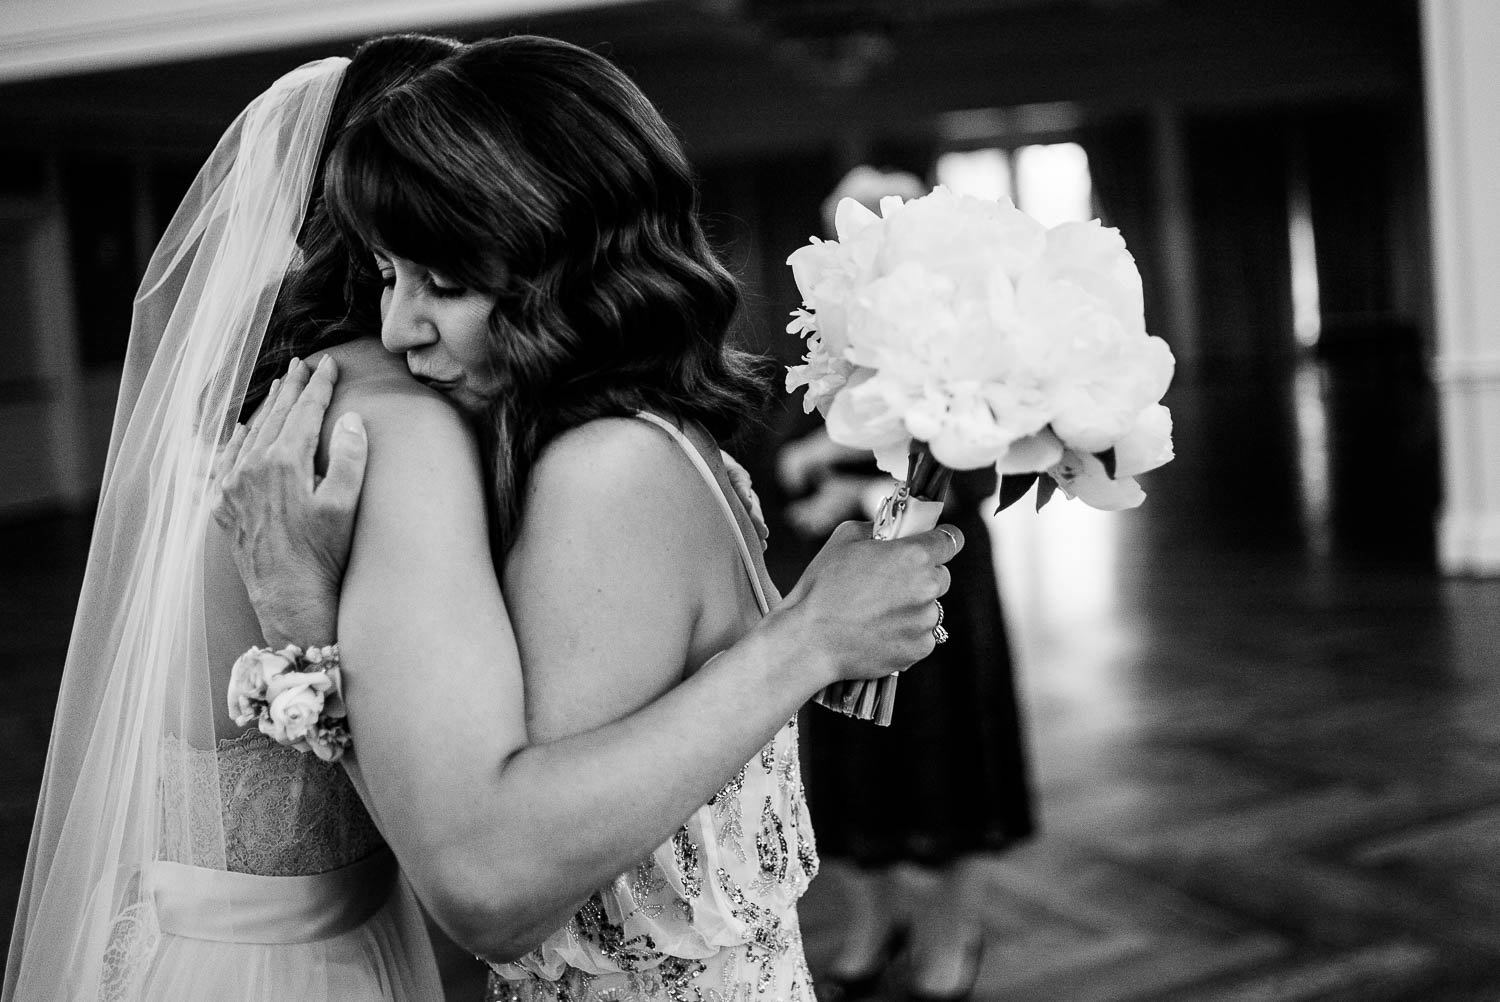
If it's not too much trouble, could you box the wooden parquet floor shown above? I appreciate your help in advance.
[794,483,1500,998]
[3,373,1499,1000]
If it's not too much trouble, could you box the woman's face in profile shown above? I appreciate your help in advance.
[373,248,503,413]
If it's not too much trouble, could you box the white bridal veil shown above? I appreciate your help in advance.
[3,57,348,1000]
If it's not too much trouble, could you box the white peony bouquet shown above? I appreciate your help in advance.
[786,185,1176,723]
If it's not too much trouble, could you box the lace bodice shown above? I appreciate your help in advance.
[159,730,383,876]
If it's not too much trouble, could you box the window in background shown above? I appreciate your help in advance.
[1287,138,1331,553]
[1014,142,1093,226]
[935,147,1013,202]
[936,142,1094,226]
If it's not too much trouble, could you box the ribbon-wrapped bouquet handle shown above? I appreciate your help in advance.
[813,447,951,725]
[786,186,1177,725]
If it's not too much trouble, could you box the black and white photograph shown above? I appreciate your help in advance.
[1,1,1496,999]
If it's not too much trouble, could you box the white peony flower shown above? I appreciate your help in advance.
[917,391,1025,471]
[785,185,1174,509]
[880,187,1047,288]
[824,371,914,476]
[1047,447,1147,511]
[997,428,1065,475]
[1112,403,1175,478]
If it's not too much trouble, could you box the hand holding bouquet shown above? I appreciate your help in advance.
[786,186,1176,723]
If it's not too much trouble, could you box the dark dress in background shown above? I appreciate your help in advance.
[799,466,1036,867]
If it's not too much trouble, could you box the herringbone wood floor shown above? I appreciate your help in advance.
[798,540,1500,1002]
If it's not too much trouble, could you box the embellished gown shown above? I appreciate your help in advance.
[487,414,820,1002]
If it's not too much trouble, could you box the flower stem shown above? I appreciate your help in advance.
[906,442,953,503]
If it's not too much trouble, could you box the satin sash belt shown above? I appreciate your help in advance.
[148,848,396,944]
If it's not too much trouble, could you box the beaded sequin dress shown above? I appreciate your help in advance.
[487,415,820,1002]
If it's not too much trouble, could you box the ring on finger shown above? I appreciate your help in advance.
[938,526,959,558]
[933,599,949,645]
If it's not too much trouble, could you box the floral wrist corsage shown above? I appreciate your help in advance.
[227,643,350,762]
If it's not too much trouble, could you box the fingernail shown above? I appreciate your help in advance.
[335,412,365,437]
[317,355,334,372]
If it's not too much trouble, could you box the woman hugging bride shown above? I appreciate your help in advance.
[4,33,959,1002]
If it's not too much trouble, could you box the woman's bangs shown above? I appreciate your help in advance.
[327,124,459,271]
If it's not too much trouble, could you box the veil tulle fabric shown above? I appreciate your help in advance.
[2,57,379,1000]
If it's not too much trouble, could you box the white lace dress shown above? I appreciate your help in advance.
[116,732,441,999]
[486,417,820,1002]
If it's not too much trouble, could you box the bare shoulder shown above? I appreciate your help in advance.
[525,414,741,528]
[318,338,455,419]
[312,343,490,569]
[313,339,477,464]
[517,415,736,588]
[532,417,679,488]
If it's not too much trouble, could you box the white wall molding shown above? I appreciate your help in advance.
[0,0,637,83]
[1421,0,1500,576]
[1434,353,1500,386]
[1440,509,1500,576]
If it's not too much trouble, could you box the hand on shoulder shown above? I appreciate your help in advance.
[213,343,479,646]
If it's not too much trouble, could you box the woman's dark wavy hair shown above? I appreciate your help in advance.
[323,35,766,549]
[240,32,462,420]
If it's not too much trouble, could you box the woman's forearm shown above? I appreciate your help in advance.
[419,602,827,960]
[222,361,958,963]
[348,519,946,963]
[417,522,950,960]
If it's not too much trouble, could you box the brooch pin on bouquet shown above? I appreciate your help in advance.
[786,186,1176,725]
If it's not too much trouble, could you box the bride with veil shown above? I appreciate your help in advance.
[0,55,441,1000]
[3,38,960,1001]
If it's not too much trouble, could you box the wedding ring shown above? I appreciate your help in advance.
[932,600,949,644]
[938,526,959,558]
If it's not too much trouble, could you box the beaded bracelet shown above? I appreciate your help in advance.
[227,643,350,762]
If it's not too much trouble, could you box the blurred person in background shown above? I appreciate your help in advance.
[784,167,1036,1002]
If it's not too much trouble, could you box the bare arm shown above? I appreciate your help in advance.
[216,354,960,961]
[504,418,751,742]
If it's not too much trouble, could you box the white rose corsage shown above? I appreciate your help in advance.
[227,643,351,762]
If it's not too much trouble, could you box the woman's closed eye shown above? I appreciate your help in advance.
[425,272,468,298]
[374,260,467,299]
[374,253,397,290]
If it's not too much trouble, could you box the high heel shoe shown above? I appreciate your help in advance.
[815,966,885,1002]
[899,930,985,1002]
[815,928,906,1002]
